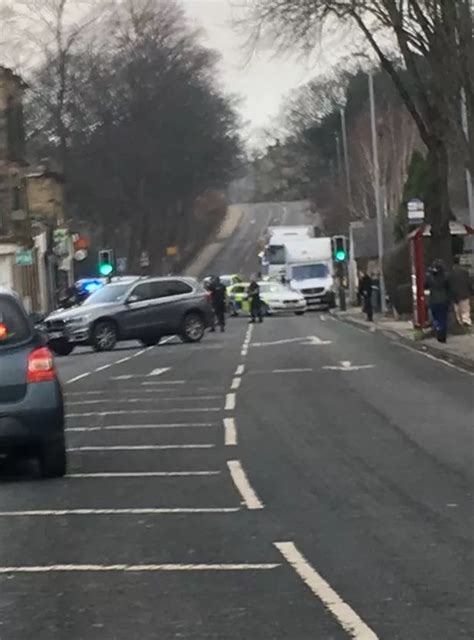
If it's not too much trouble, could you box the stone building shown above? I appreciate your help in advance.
[0,66,29,243]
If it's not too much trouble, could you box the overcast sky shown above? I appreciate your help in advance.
[181,0,314,142]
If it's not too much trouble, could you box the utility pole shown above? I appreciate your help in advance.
[335,133,343,189]
[340,107,352,209]
[368,72,387,314]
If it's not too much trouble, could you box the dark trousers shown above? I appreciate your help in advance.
[213,306,225,329]
[250,298,262,322]
[363,294,373,322]
[430,303,448,342]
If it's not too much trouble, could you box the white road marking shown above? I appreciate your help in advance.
[66,372,91,384]
[306,336,332,346]
[240,348,248,357]
[235,365,245,376]
[320,315,327,321]
[252,336,331,347]
[68,471,221,478]
[65,346,153,385]
[252,337,307,347]
[227,460,264,510]
[225,393,236,411]
[272,368,313,374]
[142,380,186,386]
[66,408,220,417]
[275,542,379,639]
[0,508,240,517]
[224,418,237,446]
[150,367,171,376]
[323,361,375,371]
[66,423,215,432]
[0,563,280,574]
[113,367,171,380]
[230,377,242,390]
[67,444,215,452]
[95,364,112,372]
[67,396,220,406]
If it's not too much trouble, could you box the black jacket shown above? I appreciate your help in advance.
[426,270,450,305]
[358,275,373,298]
[210,283,227,310]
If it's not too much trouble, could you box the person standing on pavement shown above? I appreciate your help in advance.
[358,271,374,322]
[209,276,227,332]
[449,256,472,328]
[426,259,451,343]
[248,277,263,323]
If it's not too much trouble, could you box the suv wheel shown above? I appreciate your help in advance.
[92,321,118,352]
[38,438,67,479]
[49,339,74,356]
[180,313,205,343]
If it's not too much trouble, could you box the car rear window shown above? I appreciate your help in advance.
[0,296,31,348]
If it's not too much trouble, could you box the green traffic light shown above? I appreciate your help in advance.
[99,263,114,276]
[335,250,346,262]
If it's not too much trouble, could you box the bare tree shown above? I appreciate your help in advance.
[242,0,474,259]
[0,0,108,176]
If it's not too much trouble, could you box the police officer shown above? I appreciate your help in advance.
[248,277,263,323]
[209,276,227,332]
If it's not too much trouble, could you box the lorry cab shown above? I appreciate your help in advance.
[288,262,335,309]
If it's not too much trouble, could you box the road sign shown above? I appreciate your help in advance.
[140,251,150,268]
[74,249,88,262]
[166,246,178,257]
[407,198,425,222]
[15,249,34,266]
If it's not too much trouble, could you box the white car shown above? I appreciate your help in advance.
[259,282,307,316]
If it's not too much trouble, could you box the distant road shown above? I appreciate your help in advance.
[205,200,314,278]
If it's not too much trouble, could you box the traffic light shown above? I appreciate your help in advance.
[332,236,348,262]
[98,249,115,277]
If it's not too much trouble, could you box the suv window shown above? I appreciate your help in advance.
[129,282,153,302]
[150,280,193,298]
[0,296,31,348]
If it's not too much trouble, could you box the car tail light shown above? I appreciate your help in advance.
[27,347,56,383]
[0,322,8,340]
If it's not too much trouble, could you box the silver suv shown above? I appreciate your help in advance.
[43,277,213,355]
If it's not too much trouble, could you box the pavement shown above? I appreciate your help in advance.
[336,307,474,373]
[0,201,473,639]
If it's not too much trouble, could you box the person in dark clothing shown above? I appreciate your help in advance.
[449,256,472,327]
[358,272,374,322]
[209,276,227,332]
[426,259,451,343]
[248,278,263,323]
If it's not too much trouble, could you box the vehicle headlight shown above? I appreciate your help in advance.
[66,315,91,325]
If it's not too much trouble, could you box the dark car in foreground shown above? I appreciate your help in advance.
[43,276,214,355]
[0,290,66,478]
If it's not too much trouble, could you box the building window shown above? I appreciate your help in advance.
[12,186,21,211]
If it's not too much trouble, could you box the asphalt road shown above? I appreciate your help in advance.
[0,202,473,639]
[0,312,472,639]
[205,200,313,278]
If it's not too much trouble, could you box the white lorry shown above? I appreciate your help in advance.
[266,236,335,309]
[263,226,315,278]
